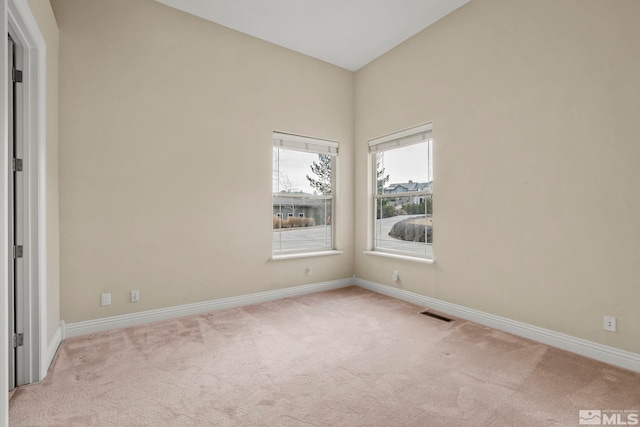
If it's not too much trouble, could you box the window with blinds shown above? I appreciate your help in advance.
[272,132,338,255]
[369,123,433,259]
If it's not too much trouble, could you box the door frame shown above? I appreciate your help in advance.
[1,0,47,420]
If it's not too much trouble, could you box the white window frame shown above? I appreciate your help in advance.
[272,132,340,259]
[368,123,433,261]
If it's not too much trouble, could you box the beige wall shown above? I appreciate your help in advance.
[26,0,60,343]
[355,0,640,354]
[51,0,639,356]
[51,0,354,323]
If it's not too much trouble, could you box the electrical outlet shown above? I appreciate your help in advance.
[306,265,312,276]
[604,315,616,332]
[392,270,399,282]
[131,290,140,302]
[101,293,111,306]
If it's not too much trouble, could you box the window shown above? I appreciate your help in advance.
[273,132,337,256]
[369,123,433,259]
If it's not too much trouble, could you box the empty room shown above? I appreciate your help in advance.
[2,0,640,425]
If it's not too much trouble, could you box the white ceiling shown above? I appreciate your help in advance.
[154,0,470,71]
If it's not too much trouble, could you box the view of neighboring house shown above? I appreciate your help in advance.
[384,180,432,207]
[272,191,331,226]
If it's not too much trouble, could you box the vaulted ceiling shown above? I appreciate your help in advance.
[155,0,470,71]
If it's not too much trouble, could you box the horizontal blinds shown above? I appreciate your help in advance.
[273,131,338,155]
[368,123,432,153]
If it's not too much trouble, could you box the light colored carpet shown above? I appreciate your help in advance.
[9,287,640,426]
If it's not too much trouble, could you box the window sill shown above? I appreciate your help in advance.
[271,250,344,261]
[363,251,434,264]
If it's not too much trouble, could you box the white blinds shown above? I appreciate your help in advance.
[368,123,432,153]
[273,132,339,156]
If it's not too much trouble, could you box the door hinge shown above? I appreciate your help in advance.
[14,245,23,259]
[12,333,24,348]
[12,67,23,83]
[13,158,23,172]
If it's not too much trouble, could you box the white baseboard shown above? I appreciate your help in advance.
[43,322,64,379]
[61,276,640,373]
[355,278,640,374]
[64,278,354,338]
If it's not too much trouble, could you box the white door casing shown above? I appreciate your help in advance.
[1,0,48,423]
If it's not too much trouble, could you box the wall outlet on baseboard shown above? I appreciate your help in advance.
[101,293,111,306]
[604,315,616,332]
[131,290,140,302]
[306,265,312,276]
[392,270,399,282]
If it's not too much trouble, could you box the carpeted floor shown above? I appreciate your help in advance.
[9,287,640,426]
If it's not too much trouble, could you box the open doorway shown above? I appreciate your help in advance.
[7,33,26,392]
[2,2,51,421]
[5,0,48,393]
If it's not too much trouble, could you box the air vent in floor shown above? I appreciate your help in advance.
[419,309,454,322]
